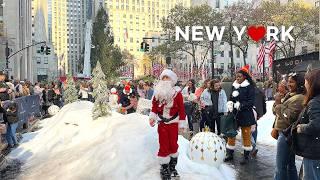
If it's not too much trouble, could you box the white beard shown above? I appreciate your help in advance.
[154,80,175,103]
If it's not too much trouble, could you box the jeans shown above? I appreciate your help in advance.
[200,110,207,132]
[187,115,193,131]
[274,132,298,180]
[6,123,18,146]
[251,125,258,150]
[302,158,320,180]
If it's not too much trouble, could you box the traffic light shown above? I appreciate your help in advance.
[140,42,146,52]
[38,45,45,54]
[145,43,150,52]
[45,46,51,55]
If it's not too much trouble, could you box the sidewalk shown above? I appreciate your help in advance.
[226,142,302,180]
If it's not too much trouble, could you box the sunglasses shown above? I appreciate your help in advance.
[288,72,297,77]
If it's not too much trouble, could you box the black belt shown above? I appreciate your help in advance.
[158,113,179,123]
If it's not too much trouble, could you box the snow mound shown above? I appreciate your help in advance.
[9,101,235,180]
[257,101,277,146]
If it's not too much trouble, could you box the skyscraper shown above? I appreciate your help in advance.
[2,0,32,80]
[105,0,192,77]
[32,0,58,82]
[52,0,87,75]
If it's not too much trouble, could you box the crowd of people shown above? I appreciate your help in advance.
[0,65,319,179]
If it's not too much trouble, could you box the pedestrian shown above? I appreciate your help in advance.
[137,80,146,98]
[119,85,135,114]
[78,82,89,101]
[53,84,62,107]
[200,79,227,135]
[273,72,305,180]
[149,69,186,179]
[199,79,212,131]
[21,82,30,96]
[224,65,256,165]
[0,72,11,101]
[251,85,267,157]
[292,69,320,180]
[143,81,154,100]
[182,79,196,133]
[5,102,19,149]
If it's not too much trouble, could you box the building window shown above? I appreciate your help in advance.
[36,57,41,64]
[229,51,232,57]
[220,63,224,69]
[301,46,308,54]
[315,44,319,51]
[44,57,48,64]
[236,49,240,58]
[216,0,220,8]
[220,50,224,57]
[220,42,224,45]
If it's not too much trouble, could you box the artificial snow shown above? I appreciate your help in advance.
[256,101,277,146]
[9,101,236,180]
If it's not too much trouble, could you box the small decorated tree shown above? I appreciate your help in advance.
[91,61,111,120]
[64,75,78,104]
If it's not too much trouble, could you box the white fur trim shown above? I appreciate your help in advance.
[170,152,179,158]
[160,69,178,85]
[232,90,239,97]
[242,145,253,151]
[149,112,158,121]
[226,144,236,150]
[234,101,241,110]
[232,79,250,89]
[174,86,181,92]
[158,156,171,165]
[253,108,257,121]
[227,101,234,112]
[178,120,188,129]
[123,88,132,95]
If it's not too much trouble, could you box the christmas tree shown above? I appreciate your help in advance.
[64,75,78,104]
[91,61,111,120]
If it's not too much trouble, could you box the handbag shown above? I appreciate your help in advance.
[220,112,238,137]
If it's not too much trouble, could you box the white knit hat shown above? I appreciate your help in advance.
[160,69,178,86]
[110,88,117,94]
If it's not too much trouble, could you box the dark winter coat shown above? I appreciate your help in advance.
[6,104,19,124]
[221,81,232,101]
[254,87,267,119]
[292,95,320,159]
[0,81,10,101]
[273,93,304,131]
[229,80,256,127]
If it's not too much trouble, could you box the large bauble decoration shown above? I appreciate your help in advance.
[48,105,60,116]
[188,131,226,167]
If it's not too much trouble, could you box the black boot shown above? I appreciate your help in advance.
[169,157,179,178]
[224,149,234,162]
[240,150,250,165]
[160,164,171,180]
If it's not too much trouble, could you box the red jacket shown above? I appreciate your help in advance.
[149,87,187,128]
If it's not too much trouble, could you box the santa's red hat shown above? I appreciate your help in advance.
[239,65,251,76]
[159,69,178,86]
[123,85,132,94]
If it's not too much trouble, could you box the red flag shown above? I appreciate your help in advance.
[257,43,265,68]
[268,40,276,67]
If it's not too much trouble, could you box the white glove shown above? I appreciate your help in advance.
[227,101,234,112]
[234,101,241,110]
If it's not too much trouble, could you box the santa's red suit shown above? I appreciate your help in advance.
[149,69,187,165]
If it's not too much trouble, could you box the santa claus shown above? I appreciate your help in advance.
[149,69,187,179]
